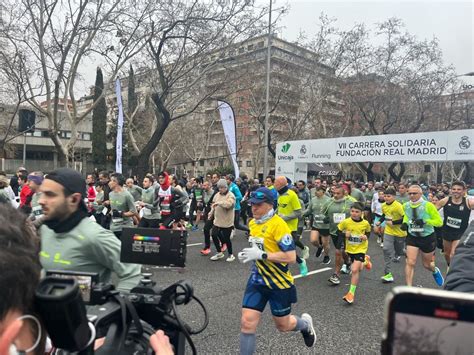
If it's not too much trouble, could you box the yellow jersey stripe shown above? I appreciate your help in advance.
[261,261,292,288]
[256,262,284,289]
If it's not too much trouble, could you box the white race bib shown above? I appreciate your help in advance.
[348,235,362,245]
[333,213,345,224]
[410,220,424,233]
[143,208,152,216]
[112,217,124,224]
[446,216,462,229]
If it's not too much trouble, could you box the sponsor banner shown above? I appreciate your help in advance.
[115,78,124,173]
[276,129,473,165]
[218,101,239,178]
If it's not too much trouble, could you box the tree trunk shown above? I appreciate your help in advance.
[357,162,374,181]
[388,162,406,182]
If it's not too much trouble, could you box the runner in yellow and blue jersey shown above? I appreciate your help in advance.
[238,187,316,355]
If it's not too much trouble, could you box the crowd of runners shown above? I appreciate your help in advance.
[0,166,473,354]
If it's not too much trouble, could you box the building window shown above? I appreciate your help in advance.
[82,133,91,140]
[246,161,252,167]
[199,159,204,167]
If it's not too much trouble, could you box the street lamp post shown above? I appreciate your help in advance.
[263,0,272,179]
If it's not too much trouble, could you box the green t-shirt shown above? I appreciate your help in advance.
[305,195,331,229]
[351,188,366,204]
[140,187,160,219]
[126,185,143,202]
[325,197,354,236]
[39,217,141,292]
[109,190,137,232]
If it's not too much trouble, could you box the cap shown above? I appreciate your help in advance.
[217,179,228,189]
[248,187,274,205]
[45,168,87,199]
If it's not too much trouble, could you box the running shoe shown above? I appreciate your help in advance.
[210,252,224,261]
[364,255,372,270]
[393,256,401,263]
[221,243,227,252]
[315,247,323,258]
[328,274,340,285]
[380,242,384,248]
[341,264,350,274]
[200,248,211,256]
[226,254,235,262]
[191,225,199,231]
[185,223,193,229]
[343,292,354,304]
[432,267,444,287]
[301,313,317,347]
[381,273,394,283]
[301,246,310,260]
[322,255,331,265]
[299,259,308,277]
[377,236,382,244]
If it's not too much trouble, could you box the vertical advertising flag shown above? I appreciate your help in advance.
[115,78,123,173]
[217,100,239,178]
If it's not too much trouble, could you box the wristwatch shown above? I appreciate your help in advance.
[261,252,268,260]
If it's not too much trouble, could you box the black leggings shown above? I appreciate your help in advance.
[212,226,233,255]
[203,218,213,249]
[234,210,249,232]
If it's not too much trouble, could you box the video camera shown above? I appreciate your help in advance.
[35,227,206,355]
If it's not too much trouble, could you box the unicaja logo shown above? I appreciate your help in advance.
[281,143,291,153]
[459,136,470,150]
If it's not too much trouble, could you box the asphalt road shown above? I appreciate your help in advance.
[143,229,448,354]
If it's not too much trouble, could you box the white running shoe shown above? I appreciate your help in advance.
[210,252,225,261]
[226,254,235,262]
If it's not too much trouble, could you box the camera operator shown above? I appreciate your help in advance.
[38,168,142,292]
[0,203,174,355]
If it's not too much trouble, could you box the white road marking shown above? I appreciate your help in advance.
[187,243,202,247]
[294,267,332,279]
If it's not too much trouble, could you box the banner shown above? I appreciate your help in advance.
[115,78,123,173]
[218,100,239,178]
[276,129,474,165]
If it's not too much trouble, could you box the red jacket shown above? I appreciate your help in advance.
[19,185,32,207]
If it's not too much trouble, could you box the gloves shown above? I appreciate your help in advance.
[112,210,123,218]
[238,243,264,263]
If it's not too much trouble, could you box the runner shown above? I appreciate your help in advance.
[304,186,332,264]
[238,187,316,354]
[138,175,161,228]
[378,187,406,283]
[363,181,376,223]
[324,185,353,285]
[435,181,474,266]
[155,172,188,230]
[188,178,205,231]
[372,189,385,247]
[274,176,308,276]
[337,202,372,304]
[125,177,143,202]
[396,183,410,204]
[403,184,444,287]
[227,174,250,233]
[108,173,137,240]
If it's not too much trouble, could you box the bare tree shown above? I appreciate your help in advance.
[0,0,153,166]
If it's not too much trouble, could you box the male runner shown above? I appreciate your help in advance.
[238,187,316,354]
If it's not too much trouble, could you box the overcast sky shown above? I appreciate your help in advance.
[277,0,473,81]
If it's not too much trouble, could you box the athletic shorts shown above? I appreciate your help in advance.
[242,279,297,317]
[406,233,436,254]
[311,227,329,236]
[442,230,464,242]
[347,252,365,263]
[331,233,345,250]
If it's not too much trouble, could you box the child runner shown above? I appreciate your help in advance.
[337,202,372,304]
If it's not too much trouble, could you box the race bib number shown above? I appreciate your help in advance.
[143,208,152,216]
[248,236,264,251]
[348,235,362,244]
[32,205,44,219]
[446,216,462,229]
[410,221,424,233]
[333,213,345,224]
[314,214,325,224]
[112,217,124,224]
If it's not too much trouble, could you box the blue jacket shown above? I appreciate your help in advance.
[229,182,242,210]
